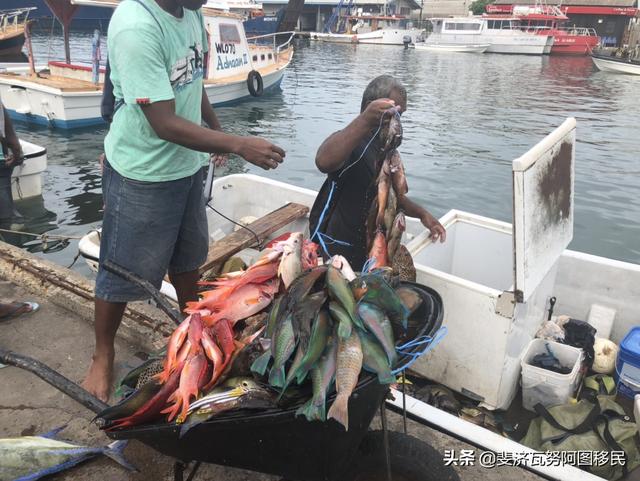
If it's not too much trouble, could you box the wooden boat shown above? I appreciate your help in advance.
[414,43,490,53]
[592,52,640,75]
[0,8,35,56]
[0,0,294,129]
[78,119,640,480]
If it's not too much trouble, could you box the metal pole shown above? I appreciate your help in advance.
[63,24,71,64]
[379,400,393,481]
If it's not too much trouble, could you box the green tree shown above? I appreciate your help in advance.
[470,0,495,15]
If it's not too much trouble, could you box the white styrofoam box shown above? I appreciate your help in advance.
[634,395,640,433]
[587,303,616,340]
[521,339,583,412]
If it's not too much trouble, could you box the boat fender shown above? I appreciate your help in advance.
[247,70,264,97]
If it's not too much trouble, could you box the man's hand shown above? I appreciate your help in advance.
[236,137,285,170]
[421,212,447,243]
[4,141,23,168]
[211,153,228,168]
[362,98,397,129]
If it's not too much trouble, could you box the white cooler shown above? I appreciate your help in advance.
[407,119,577,410]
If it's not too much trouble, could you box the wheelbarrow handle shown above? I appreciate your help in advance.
[102,260,182,325]
[0,348,109,415]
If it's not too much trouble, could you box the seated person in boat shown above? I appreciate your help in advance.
[309,75,446,272]
[82,0,286,402]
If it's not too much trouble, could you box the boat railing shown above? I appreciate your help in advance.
[0,7,36,32]
[246,31,296,55]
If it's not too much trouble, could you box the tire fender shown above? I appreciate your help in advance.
[247,70,264,97]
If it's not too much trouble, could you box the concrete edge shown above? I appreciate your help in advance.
[0,240,174,352]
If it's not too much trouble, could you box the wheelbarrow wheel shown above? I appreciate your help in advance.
[347,430,460,481]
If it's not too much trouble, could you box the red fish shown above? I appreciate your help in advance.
[201,280,278,327]
[107,360,184,430]
[155,314,191,383]
[302,240,320,271]
[368,231,388,269]
[200,261,278,291]
[162,352,208,423]
[376,158,392,228]
[201,327,225,390]
[212,319,235,361]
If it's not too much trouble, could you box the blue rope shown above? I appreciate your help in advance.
[312,108,397,258]
[391,326,448,375]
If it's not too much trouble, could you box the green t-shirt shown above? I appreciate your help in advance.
[104,0,209,182]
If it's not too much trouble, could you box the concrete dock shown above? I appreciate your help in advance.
[0,242,542,481]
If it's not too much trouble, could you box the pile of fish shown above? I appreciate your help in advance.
[252,256,413,430]
[97,233,319,431]
[366,108,409,273]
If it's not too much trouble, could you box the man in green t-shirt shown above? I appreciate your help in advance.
[0,100,23,221]
[82,0,285,401]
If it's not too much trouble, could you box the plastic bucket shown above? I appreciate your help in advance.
[520,339,583,412]
[615,326,640,399]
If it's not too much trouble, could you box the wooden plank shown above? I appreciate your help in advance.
[199,202,309,274]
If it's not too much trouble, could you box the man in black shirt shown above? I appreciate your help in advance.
[309,75,445,271]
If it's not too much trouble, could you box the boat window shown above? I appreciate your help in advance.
[487,20,496,29]
[252,55,258,61]
[268,53,273,60]
[261,54,266,61]
[219,23,241,43]
[459,23,480,31]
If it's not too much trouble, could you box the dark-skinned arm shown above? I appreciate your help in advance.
[2,105,23,167]
[398,195,447,243]
[315,98,396,174]
[201,87,221,131]
[141,99,284,170]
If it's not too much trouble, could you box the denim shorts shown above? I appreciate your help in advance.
[94,160,209,303]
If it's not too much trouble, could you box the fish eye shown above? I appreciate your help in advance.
[242,381,249,387]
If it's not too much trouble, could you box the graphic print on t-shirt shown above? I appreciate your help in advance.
[169,42,204,92]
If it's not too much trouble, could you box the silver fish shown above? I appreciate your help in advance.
[0,426,135,481]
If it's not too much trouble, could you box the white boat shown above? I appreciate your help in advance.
[0,1,294,129]
[311,14,425,46]
[592,53,640,75]
[11,139,47,200]
[427,16,552,55]
[414,43,489,53]
[78,118,640,480]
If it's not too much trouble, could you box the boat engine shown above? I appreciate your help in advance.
[403,35,412,49]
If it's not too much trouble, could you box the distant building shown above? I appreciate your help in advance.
[491,0,639,46]
[261,0,422,31]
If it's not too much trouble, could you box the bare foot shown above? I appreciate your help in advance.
[81,352,114,403]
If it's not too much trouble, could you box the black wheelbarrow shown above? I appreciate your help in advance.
[0,264,458,481]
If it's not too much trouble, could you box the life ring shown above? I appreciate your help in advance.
[247,70,264,97]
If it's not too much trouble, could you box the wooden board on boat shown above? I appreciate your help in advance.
[199,201,309,274]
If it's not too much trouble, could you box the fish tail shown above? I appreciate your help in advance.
[269,366,285,388]
[104,440,138,471]
[250,349,272,376]
[40,425,68,438]
[296,399,325,422]
[327,393,349,431]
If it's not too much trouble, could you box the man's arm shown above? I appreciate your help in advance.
[2,106,22,167]
[398,195,446,243]
[141,99,284,170]
[201,87,221,131]
[315,98,396,174]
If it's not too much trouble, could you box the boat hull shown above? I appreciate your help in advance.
[486,40,548,55]
[592,55,640,75]
[549,35,599,56]
[415,43,489,53]
[312,29,424,46]
[0,65,287,129]
[11,140,47,200]
[0,29,26,57]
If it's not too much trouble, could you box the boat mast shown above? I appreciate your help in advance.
[44,0,80,64]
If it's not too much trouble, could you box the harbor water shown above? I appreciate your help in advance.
[4,29,640,275]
